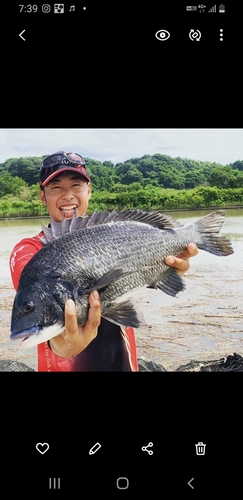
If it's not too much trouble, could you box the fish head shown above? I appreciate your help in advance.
[10,280,69,349]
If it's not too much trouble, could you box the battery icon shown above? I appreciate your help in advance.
[219,4,225,13]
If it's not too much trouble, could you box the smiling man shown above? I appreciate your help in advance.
[9,151,198,371]
[39,152,91,220]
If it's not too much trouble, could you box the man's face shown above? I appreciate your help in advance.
[39,172,91,222]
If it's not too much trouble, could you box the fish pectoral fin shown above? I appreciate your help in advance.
[77,268,132,295]
[150,268,185,297]
[102,300,145,328]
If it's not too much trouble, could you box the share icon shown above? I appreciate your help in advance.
[141,442,153,455]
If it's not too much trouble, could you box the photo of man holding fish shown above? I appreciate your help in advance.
[8,150,201,371]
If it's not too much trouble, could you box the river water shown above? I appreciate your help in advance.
[0,208,243,370]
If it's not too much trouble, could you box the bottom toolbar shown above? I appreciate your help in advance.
[5,437,241,495]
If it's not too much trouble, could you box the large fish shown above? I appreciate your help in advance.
[10,209,234,348]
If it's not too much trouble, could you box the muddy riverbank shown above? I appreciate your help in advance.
[1,266,242,371]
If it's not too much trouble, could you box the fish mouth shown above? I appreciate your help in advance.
[10,326,40,349]
[19,336,40,349]
[59,205,78,218]
[11,323,65,349]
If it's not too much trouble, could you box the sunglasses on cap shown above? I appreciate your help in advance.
[41,152,86,171]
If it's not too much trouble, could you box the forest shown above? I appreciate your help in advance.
[0,153,243,217]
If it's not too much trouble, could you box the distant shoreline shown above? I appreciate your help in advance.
[1,205,243,221]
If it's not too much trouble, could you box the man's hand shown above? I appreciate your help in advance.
[49,290,101,357]
[165,243,199,277]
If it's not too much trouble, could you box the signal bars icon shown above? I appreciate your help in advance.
[208,4,216,12]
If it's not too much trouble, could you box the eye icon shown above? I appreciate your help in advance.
[155,30,170,41]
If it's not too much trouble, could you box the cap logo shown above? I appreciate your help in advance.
[61,158,72,165]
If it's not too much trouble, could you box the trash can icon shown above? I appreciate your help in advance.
[195,442,206,455]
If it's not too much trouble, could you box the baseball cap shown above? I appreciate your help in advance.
[39,151,90,186]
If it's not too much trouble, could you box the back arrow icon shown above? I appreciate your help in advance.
[188,478,194,489]
[19,30,25,41]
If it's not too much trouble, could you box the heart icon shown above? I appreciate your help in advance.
[36,442,49,455]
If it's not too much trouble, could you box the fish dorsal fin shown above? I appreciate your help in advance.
[85,209,113,226]
[38,209,181,244]
[38,212,90,244]
[40,224,54,243]
[113,210,182,229]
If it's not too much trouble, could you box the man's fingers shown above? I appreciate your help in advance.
[86,290,101,329]
[51,294,101,356]
[64,293,101,338]
[165,244,199,277]
[63,299,78,339]
[165,255,190,273]
[172,243,199,261]
[165,244,199,264]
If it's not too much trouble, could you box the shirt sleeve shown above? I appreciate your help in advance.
[9,235,43,291]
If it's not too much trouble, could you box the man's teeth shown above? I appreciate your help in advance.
[60,206,77,212]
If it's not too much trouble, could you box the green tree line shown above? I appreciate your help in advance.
[0,154,243,217]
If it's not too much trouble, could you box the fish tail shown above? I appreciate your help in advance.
[194,210,234,256]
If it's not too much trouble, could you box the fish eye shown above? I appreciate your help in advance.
[23,301,35,314]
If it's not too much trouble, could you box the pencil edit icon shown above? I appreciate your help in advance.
[89,442,102,455]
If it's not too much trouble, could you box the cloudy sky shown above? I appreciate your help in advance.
[0,129,242,166]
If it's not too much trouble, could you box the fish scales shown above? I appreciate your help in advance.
[10,209,234,348]
[45,224,165,283]
[82,224,201,306]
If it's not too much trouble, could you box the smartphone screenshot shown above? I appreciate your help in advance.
[1,2,242,496]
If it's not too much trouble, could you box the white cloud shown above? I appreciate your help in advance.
[0,128,242,166]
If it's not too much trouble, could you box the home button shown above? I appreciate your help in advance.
[116,477,129,489]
